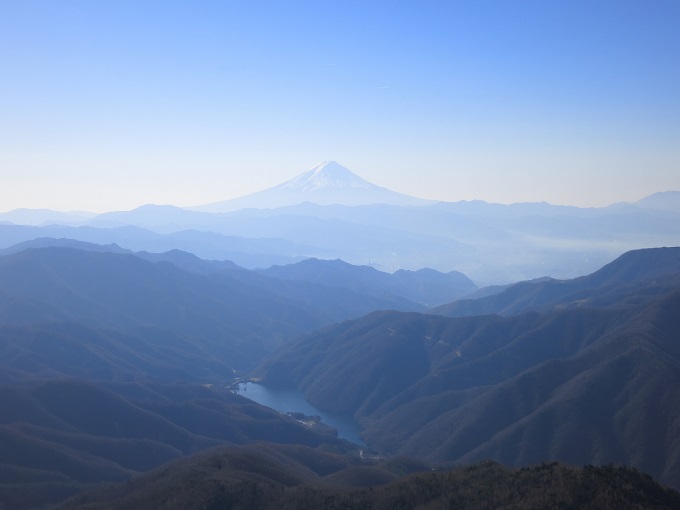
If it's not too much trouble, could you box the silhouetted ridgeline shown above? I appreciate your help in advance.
[58,445,680,509]
[260,257,477,307]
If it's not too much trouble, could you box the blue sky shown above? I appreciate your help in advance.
[1,0,679,212]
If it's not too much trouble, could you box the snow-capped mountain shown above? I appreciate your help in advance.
[191,161,434,212]
[273,161,381,192]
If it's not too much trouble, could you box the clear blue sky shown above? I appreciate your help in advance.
[2,0,679,212]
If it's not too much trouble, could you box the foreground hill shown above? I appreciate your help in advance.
[0,379,356,510]
[256,249,680,488]
[0,245,433,508]
[58,444,680,510]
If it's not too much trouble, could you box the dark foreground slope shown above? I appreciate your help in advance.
[2,245,418,509]
[0,379,357,510]
[58,444,680,510]
[256,249,680,488]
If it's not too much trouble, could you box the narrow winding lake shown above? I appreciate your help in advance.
[236,382,365,446]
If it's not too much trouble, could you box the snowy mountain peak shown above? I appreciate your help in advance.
[192,161,434,212]
[274,161,379,192]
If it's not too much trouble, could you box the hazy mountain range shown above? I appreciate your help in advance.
[1,161,679,285]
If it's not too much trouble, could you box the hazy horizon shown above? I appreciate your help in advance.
[1,159,678,215]
[2,1,679,212]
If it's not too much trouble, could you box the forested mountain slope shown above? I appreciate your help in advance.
[58,444,680,510]
[257,249,680,488]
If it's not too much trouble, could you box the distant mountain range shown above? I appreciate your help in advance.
[1,162,679,285]
[2,201,678,286]
[635,191,680,214]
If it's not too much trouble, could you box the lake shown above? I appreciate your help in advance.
[235,382,365,445]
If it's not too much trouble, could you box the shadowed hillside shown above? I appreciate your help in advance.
[256,249,680,488]
[2,246,427,508]
[57,444,680,510]
[3,245,680,508]
[0,246,429,372]
[0,379,356,510]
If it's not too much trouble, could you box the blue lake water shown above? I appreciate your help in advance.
[236,382,365,446]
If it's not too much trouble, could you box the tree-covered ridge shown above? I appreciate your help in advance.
[257,250,680,488]
[58,445,680,510]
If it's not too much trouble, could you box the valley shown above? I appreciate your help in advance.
[0,239,679,508]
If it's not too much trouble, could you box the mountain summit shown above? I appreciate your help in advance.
[192,161,433,212]
[273,161,380,192]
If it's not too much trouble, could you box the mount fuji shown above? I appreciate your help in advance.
[192,161,434,212]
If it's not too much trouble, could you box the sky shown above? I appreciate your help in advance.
[1,0,679,212]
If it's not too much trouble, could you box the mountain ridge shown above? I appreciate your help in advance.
[260,257,477,307]
[3,185,679,285]
[254,248,680,488]
[56,445,680,510]
[431,246,680,317]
